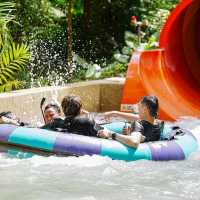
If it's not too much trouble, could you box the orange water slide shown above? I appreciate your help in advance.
[121,0,200,120]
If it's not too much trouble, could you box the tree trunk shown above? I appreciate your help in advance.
[84,0,92,33]
[67,0,73,66]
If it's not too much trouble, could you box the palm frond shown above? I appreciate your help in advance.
[0,2,15,53]
[0,80,22,93]
[0,42,30,91]
[0,2,15,20]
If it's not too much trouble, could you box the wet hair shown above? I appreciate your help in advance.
[140,96,159,118]
[44,103,61,114]
[61,95,82,119]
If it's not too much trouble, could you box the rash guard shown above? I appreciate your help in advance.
[41,117,101,137]
[130,120,163,142]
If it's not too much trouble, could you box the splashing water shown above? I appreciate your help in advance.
[27,27,78,88]
[0,118,200,200]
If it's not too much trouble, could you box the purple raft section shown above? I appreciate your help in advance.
[0,124,17,142]
[149,141,185,161]
[54,133,101,156]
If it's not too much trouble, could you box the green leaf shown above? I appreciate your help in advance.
[0,41,30,91]
[125,40,136,49]
[113,54,129,64]
[94,72,101,79]
[121,46,133,55]
[85,65,96,79]
[2,70,14,80]
[0,80,22,93]
[0,73,8,83]
[125,31,136,41]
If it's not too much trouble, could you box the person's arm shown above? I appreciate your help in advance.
[0,116,20,126]
[103,111,139,122]
[114,132,143,148]
[97,129,144,148]
[80,109,89,116]
[40,121,55,130]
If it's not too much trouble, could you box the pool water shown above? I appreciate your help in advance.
[0,117,199,200]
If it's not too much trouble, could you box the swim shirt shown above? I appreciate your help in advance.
[130,120,163,142]
[41,117,100,137]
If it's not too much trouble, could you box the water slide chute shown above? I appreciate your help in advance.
[121,0,200,120]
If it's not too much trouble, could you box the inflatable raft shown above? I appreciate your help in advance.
[0,123,199,161]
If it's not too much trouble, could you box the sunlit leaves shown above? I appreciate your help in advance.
[0,2,15,53]
[0,42,30,92]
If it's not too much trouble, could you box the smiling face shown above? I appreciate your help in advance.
[44,107,60,123]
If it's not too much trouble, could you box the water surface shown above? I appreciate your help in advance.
[0,118,199,200]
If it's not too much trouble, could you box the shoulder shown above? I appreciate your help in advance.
[154,119,164,125]
[131,120,144,134]
[153,120,164,131]
[41,118,65,129]
[136,120,144,129]
[73,117,94,126]
[53,118,65,125]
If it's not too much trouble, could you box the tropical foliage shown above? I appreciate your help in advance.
[0,42,30,92]
[0,2,15,53]
[0,1,30,92]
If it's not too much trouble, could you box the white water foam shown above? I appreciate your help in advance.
[0,118,200,200]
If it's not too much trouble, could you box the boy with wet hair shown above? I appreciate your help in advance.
[98,95,163,148]
[44,103,62,124]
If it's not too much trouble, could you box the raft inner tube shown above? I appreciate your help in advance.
[0,123,199,161]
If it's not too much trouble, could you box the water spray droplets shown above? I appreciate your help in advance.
[28,31,78,87]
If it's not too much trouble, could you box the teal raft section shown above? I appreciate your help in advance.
[101,139,152,161]
[103,122,126,133]
[9,127,58,151]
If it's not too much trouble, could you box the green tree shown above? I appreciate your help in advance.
[0,2,15,53]
[67,0,73,66]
